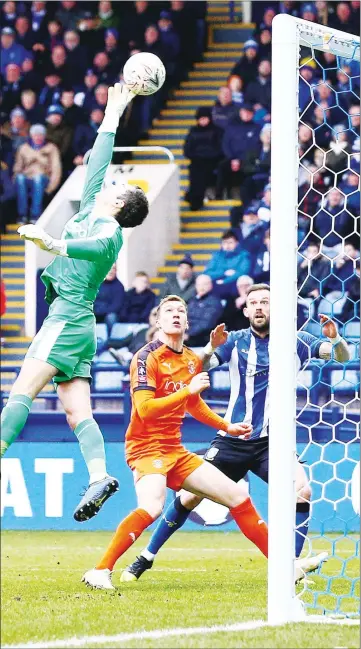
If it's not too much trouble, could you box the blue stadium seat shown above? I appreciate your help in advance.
[96,323,108,342]
[319,292,347,316]
[110,323,148,339]
[343,321,360,340]
[330,369,360,397]
[93,352,123,392]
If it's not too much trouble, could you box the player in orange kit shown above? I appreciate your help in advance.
[82,295,268,590]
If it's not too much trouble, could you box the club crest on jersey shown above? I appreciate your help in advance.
[188,360,196,375]
[153,459,163,469]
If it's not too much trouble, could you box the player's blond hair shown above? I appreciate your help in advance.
[156,295,187,319]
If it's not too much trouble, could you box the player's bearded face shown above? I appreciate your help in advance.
[157,302,188,336]
[244,291,270,333]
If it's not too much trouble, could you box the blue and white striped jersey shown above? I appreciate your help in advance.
[214,328,322,440]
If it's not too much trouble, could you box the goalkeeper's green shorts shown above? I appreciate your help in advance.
[26,297,97,385]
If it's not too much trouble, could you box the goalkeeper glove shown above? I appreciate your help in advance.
[98,83,135,134]
[18,224,68,256]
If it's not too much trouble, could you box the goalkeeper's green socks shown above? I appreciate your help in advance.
[0,394,32,457]
[73,418,107,484]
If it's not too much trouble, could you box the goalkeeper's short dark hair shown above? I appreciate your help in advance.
[116,186,149,228]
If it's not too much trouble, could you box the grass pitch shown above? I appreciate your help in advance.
[1,530,359,648]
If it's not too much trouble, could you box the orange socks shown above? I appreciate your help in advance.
[230,497,268,558]
[97,508,154,570]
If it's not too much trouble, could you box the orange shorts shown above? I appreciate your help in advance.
[126,445,204,492]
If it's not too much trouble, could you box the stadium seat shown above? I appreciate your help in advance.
[93,352,124,392]
[96,323,108,342]
[330,369,360,397]
[343,321,360,340]
[319,292,347,316]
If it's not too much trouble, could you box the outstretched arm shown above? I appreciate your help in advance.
[197,324,229,370]
[79,84,135,214]
[18,222,122,263]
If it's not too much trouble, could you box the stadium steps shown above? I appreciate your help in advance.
[122,18,254,296]
[1,223,25,336]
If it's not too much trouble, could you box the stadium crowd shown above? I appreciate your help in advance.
[0,0,206,227]
[0,1,359,363]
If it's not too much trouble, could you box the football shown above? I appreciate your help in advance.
[123,52,166,96]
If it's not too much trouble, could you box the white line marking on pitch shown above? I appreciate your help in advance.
[3,617,359,649]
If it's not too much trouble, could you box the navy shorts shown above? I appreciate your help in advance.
[203,435,269,483]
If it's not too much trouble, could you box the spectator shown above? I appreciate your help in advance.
[15,15,35,51]
[1,107,29,153]
[185,274,223,347]
[1,2,17,30]
[311,105,332,149]
[298,122,314,163]
[21,55,41,92]
[339,169,360,215]
[30,1,48,39]
[46,45,71,86]
[44,19,64,50]
[92,51,114,85]
[170,0,197,70]
[120,272,156,323]
[330,1,355,33]
[325,242,360,294]
[1,26,28,76]
[227,75,244,106]
[159,255,196,303]
[232,40,259,89]
[73,109,104,165]
[258,28,272,60]
[128,1,158,47]
[13,123,62,223]
[253,229,271,283]
[1,63,23,113]
[254,6,276,33]
[245,59,272,117]
[239,123,271,207]
[300,3,318,22]
[45,105,73,170]
[204,230,252,298]
[298,241,331,305]
[222,274,253,332]
[350,0,361,25]
[94,264,125,335]
[97,1,120,31]
[38,71,63,110]
[216,104,261,199]
[74,69,99,111]
[55,1,82,31]
[104,28,126,75]
[339,260,360,323]
[20,89,45,124]
[60,88,84,128]
[255,183,271,223]
[157,11,181,82]
[183,106,223,210]
[91,83,108,112]
[143,25,166,63]
[211,86,238,131]
[349,105,360,145]
[314,0,329,24]
[234,206,267,254]
[63,30,88,82]
[299,65,314,113]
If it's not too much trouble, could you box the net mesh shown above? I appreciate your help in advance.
[296,29,360,618]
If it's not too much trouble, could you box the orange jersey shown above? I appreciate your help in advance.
[126,339,229,463]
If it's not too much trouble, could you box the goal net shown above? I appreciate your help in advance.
[269,15,359,624]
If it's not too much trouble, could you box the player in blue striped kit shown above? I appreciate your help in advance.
[122,283,350,581]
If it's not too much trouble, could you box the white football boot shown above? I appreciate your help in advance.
[82,568,115,590]
[295,551,329,583]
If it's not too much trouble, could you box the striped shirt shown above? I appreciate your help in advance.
[215,328,322,440]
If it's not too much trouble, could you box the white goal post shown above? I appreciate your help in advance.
[269,14,360,624]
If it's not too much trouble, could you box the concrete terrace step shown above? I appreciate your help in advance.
[149,128,189,135]
[153,119,196,126]
[182,221,228,230]
[188,70,229,79]
[181,210,229,217]
[173,243,220,251]
[174,89,219,97]
[194,61,235,69]
[158,265,206,274]
[165,253,212,262]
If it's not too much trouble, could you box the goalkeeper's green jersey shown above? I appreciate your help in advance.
[41,132,123,310]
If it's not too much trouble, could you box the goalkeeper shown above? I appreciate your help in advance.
[0,84,149,522]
